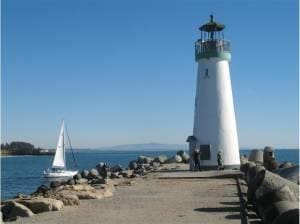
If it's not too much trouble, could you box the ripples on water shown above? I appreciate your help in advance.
[1,149,299,200]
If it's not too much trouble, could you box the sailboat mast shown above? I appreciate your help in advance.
[63,121,66,169]
[65,123,78,168]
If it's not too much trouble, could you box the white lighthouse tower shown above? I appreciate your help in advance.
[187,15,240,170]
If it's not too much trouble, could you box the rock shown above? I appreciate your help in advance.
[248,149,264,164]
[279,161,294,169]
[264,159,278,171]
[176,150,185,156]
[81,170,90,179]
[119,170,132,178]
[9,201,34,218]
[90,178,107,185]
[240,161,256,179]
[247,165,265,185]
[166,155,182,163]
[128,160,138,170]
[130,174,138,178]
[133,168,145,175]
[110,164,124,173]
[50,181,61,188]
[174,155,183,163]
[137,163,144,169]
[16,197,64,213]
[73,173,81,180]
[71,184,95,191]
[247,165,267,202]
[255,185,296,219]
[76,191,103,200]
[263,146,275,162]
[274,165,299,184]
[1,201,34,221]
[54,194,80,206]
[142,164,152,170]
[137,156,153,164]
[150,161,160,168]
[110,172,121,179]
[240,155,248,165]
[153,155,168,164]
[75,178,88,185]
[90,168,99,176]
[263,201,299,224]
[177,151,190,163]
[1,201,11,220]
[35,185,50,195]
[183,154,190,163]
[87,169,99,180]
[253,170,299,203]
[67,178,75,185]
[14,194,30,199]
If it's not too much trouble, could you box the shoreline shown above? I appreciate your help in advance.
[1,154,53,157]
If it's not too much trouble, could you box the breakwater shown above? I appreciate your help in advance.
[1,148,299,223]
[1,151,190,222]
[2,149,298,201]
[239,147,299,224]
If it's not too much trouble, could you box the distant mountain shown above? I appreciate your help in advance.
[91,143,187,151]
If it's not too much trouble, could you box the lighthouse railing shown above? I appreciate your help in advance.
[195,39,230,60]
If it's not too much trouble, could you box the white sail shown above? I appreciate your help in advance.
[52,121,65,168]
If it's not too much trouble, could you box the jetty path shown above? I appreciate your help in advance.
[14,164,242,224]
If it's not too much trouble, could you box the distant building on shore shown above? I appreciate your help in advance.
[187,15,240,170]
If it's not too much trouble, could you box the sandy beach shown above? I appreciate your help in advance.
[11,164,242,224]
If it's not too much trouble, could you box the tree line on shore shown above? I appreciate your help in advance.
[1,141,54,155]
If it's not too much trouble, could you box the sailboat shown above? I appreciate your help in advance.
[44,121,78,178]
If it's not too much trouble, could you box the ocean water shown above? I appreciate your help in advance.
[1,149,299,200]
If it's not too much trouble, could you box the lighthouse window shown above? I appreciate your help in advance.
[204,69,209,78]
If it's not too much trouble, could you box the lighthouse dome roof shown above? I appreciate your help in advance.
[199,15,225,32]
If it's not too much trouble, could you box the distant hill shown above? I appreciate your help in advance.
[91,143,187,151]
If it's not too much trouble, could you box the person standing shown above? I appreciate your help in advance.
[99,163,108,179]
[193,148,201,171]
[217,151,223,170]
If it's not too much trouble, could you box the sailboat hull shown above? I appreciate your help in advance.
[44,170,78,178]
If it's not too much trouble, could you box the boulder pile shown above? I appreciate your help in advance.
[1,150,190,222]
[1,163,115,222]
[126,150,189,176]
[240,147,299,224]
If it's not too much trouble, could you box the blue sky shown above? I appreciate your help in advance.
[2,0,299,149]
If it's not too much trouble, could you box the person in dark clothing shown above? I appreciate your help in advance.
[217,151,224,170]
[100,163,108,179]
[193,148,201,171]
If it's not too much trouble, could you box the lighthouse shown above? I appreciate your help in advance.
[187,15,240,170]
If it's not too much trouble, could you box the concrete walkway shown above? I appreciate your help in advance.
[13,168,242,224]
